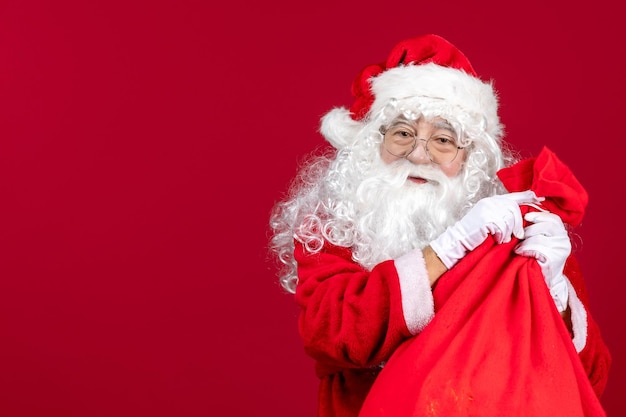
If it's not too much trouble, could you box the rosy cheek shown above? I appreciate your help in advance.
[441,164,462,177]
[441,154,466,177]
[380,149,399,164]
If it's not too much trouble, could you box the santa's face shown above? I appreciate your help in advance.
[380,116,467,179]
[346,127,472,268]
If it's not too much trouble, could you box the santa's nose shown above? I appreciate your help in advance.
[405,140,431,164]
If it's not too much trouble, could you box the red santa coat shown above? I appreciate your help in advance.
[294,148,610,417]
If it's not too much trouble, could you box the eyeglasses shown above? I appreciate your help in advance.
[380,123,464,165]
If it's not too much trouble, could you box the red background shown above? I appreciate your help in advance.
[0,1,623,416]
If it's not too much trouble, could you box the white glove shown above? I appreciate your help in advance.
[514,211,571,312]
[430,190,542,269]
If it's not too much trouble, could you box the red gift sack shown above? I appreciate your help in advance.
[358,147,609,417]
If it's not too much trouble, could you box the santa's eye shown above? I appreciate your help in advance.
[389,124,415,138]
[429,134,459,151]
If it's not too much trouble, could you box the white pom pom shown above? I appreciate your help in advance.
[319,107,364,150]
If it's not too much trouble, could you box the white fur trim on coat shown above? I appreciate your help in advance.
[566,277,588,353]
[394,248,435,335]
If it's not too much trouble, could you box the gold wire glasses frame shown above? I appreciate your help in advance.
[379,124,464,165]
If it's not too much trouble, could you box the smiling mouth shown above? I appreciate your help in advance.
[408,176,440,186]
[408,176,428,184]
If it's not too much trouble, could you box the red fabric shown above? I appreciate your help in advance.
[358,147,611,417]
[497,146,589,227]
[293,241,414,417]
[349,34,476,120]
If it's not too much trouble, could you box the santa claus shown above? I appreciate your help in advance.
[269,34,610,417]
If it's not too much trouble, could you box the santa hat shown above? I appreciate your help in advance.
[321,34,501,149]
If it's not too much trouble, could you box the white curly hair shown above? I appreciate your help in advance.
[269,68,518,293]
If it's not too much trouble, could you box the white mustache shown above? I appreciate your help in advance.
[402,164,447,184]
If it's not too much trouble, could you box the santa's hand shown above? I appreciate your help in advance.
[514,211,571,312]
[430,190,541,269]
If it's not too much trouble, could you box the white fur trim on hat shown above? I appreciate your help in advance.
[320,63,501,149]
[370,63,500,137]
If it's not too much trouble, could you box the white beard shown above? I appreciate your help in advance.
[349,159,471,270]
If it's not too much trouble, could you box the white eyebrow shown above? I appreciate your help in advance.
[387,118,414,129]
[432,120,456,134]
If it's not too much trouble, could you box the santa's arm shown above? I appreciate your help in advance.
[423,245,448,286]
[294,241,434,369]
[563,256,612,398]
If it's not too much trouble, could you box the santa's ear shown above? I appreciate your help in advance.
[320,107,364,150]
